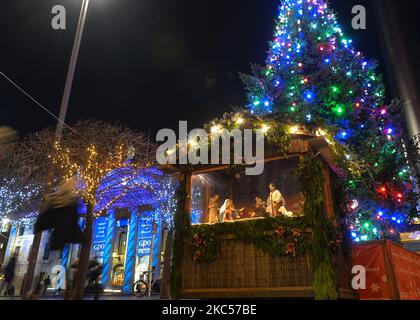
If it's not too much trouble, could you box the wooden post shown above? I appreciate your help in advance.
[170,171,192,299]
[72,203,94,300]
[21,232,42,298]
[160,228,173,299]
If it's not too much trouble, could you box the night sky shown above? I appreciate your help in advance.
[1,0,419,136]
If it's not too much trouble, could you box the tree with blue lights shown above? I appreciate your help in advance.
[241,0,418,242]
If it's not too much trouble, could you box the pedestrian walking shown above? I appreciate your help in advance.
[0,255,17,296]
[43,275,51,296]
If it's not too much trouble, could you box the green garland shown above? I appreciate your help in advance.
[298,154,338,300]
[189,217,312,263]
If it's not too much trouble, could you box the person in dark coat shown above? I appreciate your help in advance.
[1,255,16,295]
[43,275,51,296]
[85,262,103,300]
[35,178,85,251]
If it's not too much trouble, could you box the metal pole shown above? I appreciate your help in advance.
[372,0,420,210]
[56,0,90,138]
[372,0,420,140]
[22,0,90,299]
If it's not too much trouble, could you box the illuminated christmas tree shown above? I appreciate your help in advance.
[241,0,418,241]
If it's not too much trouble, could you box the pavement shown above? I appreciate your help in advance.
[0,293,161,300]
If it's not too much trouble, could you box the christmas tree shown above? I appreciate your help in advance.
[241,0,418,241]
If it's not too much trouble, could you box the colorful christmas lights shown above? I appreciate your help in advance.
[240,0,418,242]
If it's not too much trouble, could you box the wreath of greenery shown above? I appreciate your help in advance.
[298,154,339,300]
[189,217,312,263]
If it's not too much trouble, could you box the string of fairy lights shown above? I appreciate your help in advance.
[1,143,178,230]
[0,178,42,229]
[1,0,418,244]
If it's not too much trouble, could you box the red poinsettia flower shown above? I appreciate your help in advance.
[292,228,302,237]
[275,226,286,236]
[286,242,296,257]
[193,234,200,245]
[193,250,202,261]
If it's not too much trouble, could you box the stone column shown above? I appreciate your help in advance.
[122,208,139,293]
[100,209,116,288]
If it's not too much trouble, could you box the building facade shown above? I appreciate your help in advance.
[1,167,175,295]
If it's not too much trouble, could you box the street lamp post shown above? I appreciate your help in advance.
[56,0,90,138]
[22,0,91,299]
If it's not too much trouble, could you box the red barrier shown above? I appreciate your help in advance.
[353,240,420,300]
[386,241,420,300]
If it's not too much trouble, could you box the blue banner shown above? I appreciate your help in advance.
[91,216,108,259]
[137,212,153,257]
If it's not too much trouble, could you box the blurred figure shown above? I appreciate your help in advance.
[71,258,103,300]
[85,260,103,300]
[35,178,85,251]
[0,255,17,296]
[0,126,17,146]
[54,270,63,296]
[43,275,51,296]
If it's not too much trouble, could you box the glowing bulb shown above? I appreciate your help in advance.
[289,126,298,134]
[211,125,222,134]
[235,117,244,125]
[261,124,270,134]
[316,129,326,137]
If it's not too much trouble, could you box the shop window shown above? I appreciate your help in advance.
[1,223,9,233]
[118,231,127,256]
[18,226,25,236]
[191,156,304,224]
[43,242,50,260]
[111,264,125,287]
